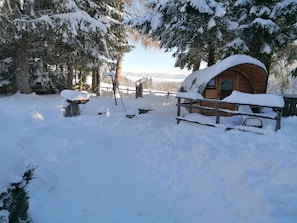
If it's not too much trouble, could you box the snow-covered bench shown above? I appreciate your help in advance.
[176,91,284,131]
[60,90,90,117]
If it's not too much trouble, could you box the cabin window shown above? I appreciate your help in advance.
[207,78,216,88]
[220,79,233,99]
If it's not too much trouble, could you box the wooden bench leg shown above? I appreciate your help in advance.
[65,101,80,117]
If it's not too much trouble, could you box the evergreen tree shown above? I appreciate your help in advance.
[0,0,37,93]
[0,44,15,93]
[0,0,128,93]
[224,0,297,72]
[0,169,34,223]
[129,0,227,70]
[269,41,297,91]
[129,0,297,73]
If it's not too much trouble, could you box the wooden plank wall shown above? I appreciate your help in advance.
[283,95,297,116]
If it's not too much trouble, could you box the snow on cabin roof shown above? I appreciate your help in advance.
[180,54,267,94]
[223,91,284,108]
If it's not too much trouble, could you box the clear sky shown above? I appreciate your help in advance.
[122,43,190,75]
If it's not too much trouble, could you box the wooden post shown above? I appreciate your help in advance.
[282,95,297,116]
[215,101,220,124]
[177,97,181,124]
[139,83,143,97]
[275,109,282,131]
[135,85,139,98]
[135,78,146,98]
[65,101,80,117]
[189,99,193,113]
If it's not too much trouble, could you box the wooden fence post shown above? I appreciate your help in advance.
[215,101,220,124]
[177,97,181,124]
[282,95,297,116]
[275,109,282,131]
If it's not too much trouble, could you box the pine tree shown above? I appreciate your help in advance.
[129,0,297,73]
[129,0,229,70]
[220,0,297,72]
[0,0,36,93]
[0,169,34,223]
[0,0,127,93]
[0,44,15,93]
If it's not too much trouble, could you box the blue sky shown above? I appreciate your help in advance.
[122,44,190,75]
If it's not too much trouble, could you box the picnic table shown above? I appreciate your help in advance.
[176,91,284,131]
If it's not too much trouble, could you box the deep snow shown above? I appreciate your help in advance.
[1,91,297,223]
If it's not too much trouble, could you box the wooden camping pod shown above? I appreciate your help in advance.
[203,64,267,99]
[180,55,268,115]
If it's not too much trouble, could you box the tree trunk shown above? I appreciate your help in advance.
[92,69,97,92]
[92,68,100,95]
[79,70,83,91]
[67,65,74,89]
[13,41,32,94]
[249,37,271,93]
[260,54,271,93]
[115,0,125,87]
[207,45,216,66]
[115,57,122,90]
[192,56,201,72]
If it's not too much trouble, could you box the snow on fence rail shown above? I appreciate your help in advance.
[176,91,284,132]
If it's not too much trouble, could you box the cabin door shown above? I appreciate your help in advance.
[219,78,234,99]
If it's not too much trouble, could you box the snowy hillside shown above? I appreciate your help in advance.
[122,70,189,82]
[1,92,297,223]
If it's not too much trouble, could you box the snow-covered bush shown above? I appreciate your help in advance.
[30,59,58,94]
[0,169,34,223]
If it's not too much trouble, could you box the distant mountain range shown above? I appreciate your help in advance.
[122,70,189,82]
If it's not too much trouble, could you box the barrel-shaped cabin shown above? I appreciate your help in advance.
[179,54,268,115]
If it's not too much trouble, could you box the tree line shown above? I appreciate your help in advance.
[0,0,296,95]
[0,0,129,94]
[129,0,297,75]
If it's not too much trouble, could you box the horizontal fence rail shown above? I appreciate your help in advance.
[176,96,283,131]
[99,86,176,97]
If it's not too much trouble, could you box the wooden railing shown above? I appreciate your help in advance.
[100,86,176,98]
[176,96,283,131]
[282,95,297,117]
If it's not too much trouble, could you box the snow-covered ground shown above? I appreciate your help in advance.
[1,91,297,223]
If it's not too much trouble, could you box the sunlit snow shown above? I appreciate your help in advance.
[1,90,297,223]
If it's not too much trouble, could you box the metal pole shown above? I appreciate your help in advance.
[118,89,126,112]
[111,76,118,106]
[112,76,126,112]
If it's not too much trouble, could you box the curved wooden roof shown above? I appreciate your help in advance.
[180,54,268,94]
